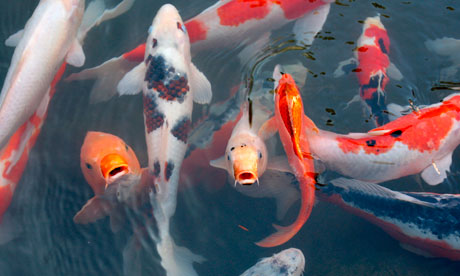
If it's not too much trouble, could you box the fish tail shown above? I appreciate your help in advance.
[256,177,315,247]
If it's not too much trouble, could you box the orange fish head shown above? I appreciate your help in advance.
[80,132,141,195]
[276,73,300,100]
[231,145,260,185]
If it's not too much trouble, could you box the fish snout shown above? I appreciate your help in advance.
[100,154,130,186]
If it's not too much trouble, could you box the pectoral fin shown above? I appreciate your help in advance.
[73,196,113,224]
[258,117,278,140]
[388,62,403,81]
[5,29,24,47]
[66,40,86,67]
[117,62,146,96]
[190,63,212,104]
[209,156,227,171]
[333,57,357,78]
[267,156,292,173]
[421,153,452,185]
[292,3,331,45]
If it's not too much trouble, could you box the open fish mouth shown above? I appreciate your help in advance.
[100,153,130,185]
[236,171,259,185]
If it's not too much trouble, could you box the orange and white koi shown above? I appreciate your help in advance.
[334,15,402,126]
[74,131,149,231]
[257,67,317,247]
[210,101,269,186]
[66,0,332,103]
[304,93,460,185]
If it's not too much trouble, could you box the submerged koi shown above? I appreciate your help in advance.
[334,15,402,126]
[74,132,149,231]
[304,93,460,185]
[0,0,134,149]
[240,248,305,276]
[66,0,332,103]
[318,178,460,261]
[257,68,316,247]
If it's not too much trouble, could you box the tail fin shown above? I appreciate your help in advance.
[256,177,315,247]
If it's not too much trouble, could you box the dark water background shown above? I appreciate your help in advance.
[1,0,460,275]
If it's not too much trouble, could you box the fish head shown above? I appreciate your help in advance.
[80,132,141,195]
[226,133,268,185]
[148,4,190,55]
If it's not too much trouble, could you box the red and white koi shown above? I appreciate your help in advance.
[304,93,460,185]
[0,0,134,149]
[116,4,209,275]
[334,15,402,126]
[0,0,134,243]
[258,67,317,247]
[66,0,332,103]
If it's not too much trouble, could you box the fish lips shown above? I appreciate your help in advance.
[235,171,259,185]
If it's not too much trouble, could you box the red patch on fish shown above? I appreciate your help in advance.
[0,185,13,222]
[122,44,146,63]
[356,47,389,86]
[337,98,460,155]
[186,19,208,43]
[217,0,271,26]
[279,0,327,20]
[364,25,390,54]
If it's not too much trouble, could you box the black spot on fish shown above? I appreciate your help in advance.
[362,75,380,90]
[152,38,157,48]
[153,161,161,177]
[390,130,402,138]
[145,55,189,103]
[86,163,92,170]
[143,93,164,133]
[145,54,153,65]
[164,161,174,181]
[171,117,191,143]
[378,38,388,54]
[366,139,376,147]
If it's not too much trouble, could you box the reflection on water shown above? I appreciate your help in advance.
[1,0,460,275]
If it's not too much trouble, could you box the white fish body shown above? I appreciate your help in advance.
[240,248,305,276]
[0,0,86,149]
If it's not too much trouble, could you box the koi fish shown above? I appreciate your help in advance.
[210,98,300,220]
[66,0,332,103]
[318,177,460,261]
[334,15,402,126]
[116,5,209,275]
[117,3,212,216]
[304,92,460,185]
[240,248,305,276]
[257,67,317,247]
[0,0,135,150]
[74,131,149,232]
[0,63,67,244]
[0,0,134,243]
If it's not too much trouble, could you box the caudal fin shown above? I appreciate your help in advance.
[256,178,315,247]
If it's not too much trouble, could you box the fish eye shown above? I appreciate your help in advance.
[177,22,187,33]
[86,163,92,170]
[259,152,262,159]
[124,144,129,151]
[227,154,230,161]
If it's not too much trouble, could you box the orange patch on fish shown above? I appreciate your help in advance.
[122,44,146,63]
[278,0,327,20]
[217,0,272,26]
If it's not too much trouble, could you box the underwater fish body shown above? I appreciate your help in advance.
[117,4,212,218]
[334,15,402,126]
[240,248,305,276]
[74,131,148,230]
[257,70,316,247]
[0,0,87,150]
[305,93,460,185]
[318,178,460,261]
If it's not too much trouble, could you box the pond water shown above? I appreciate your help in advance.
[0,0,460,275]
